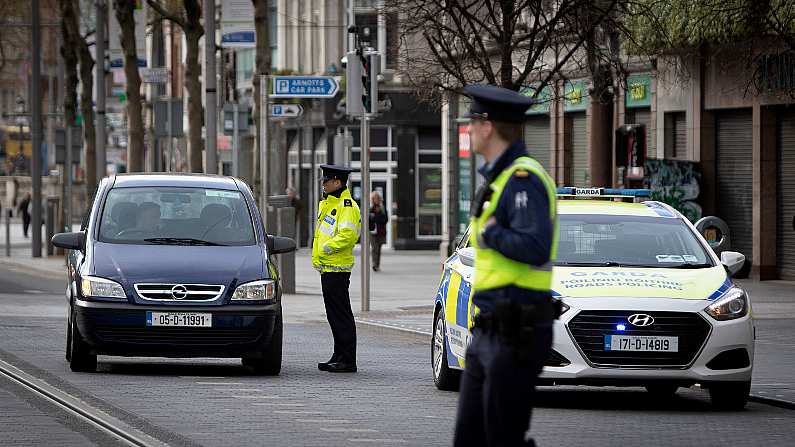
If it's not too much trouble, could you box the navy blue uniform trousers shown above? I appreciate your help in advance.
[320,272,357,364]
[453,325,552,447]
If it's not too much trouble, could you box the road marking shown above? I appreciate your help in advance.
[214,388,266,392]
[24,290,45,294]
[180,376,227,379]
[297,419,352,424]
[348,439,408,444]
[195,382,246,385]
[273,410,325,415]
[252,403,305,407]
[321,428,378,433]
[232,395,281,399]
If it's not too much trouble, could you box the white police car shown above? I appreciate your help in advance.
[432,188,754,409]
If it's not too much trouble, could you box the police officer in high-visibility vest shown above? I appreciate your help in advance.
[313,164,361,373]
[453,85,560,447]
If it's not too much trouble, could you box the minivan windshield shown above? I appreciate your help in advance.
[98,187,256,246]
[554,214,713,268]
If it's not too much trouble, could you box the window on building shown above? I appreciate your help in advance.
[417,128,442,237]
[664,111,686,159]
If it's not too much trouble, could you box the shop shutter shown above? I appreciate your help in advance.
[777,110,795,280]
[568,113,588,186]
[524,115,551,171]
[674,112,687,158]
[626,108,653,158]
[716,109,753,262]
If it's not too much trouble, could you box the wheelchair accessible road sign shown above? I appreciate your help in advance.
[271,76,340,98]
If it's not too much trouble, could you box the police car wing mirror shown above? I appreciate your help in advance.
[720,251,745,277]
[270,236,297,255]
[52,231,85,252]
[457,247,476,267]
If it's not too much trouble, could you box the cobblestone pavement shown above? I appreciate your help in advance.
[1,264,795,446]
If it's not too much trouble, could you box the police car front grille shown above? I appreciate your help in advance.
[134,283,225,301]
[567,310,711,368]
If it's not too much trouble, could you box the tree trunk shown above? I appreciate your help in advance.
[58,0,78,231]
[184,28,204,173]
[115,0,145,172]
[74,0,96,193]
[252,0,271,199]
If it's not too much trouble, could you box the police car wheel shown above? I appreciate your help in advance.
[644,383,679,398]
[432,310,460,391]
[68,308,97,373]
[708,381,751,411]
[242,314,283,376]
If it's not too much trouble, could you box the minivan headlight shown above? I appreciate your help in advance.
[705,286,748,321]
[80,276,126,299]
[232,280,276,302]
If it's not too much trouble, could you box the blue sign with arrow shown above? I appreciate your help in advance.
[271,76,340,98]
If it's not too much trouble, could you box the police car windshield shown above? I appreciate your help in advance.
[98,187,256,246]
[554,214,713,268]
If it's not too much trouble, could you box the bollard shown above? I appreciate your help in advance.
[5,209,10,257]
[276,207,296,294]
[46,198,55,256]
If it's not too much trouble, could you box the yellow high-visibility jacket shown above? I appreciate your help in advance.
[312,188,361,273]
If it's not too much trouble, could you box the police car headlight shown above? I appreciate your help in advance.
[705,287,748,321]
[232,280,276,302]
[80,276,126,299]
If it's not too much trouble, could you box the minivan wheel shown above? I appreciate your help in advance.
[242,315,283,376]
[68,310,97,373]
[708,381,751,410]
[432,309,460,391]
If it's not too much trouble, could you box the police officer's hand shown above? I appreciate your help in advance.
[484,216,497,229]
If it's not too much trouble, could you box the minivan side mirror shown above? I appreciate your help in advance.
[266,235,296,254]
[720,251,745,277]
[457,246,476,267]
[52,232,85,251]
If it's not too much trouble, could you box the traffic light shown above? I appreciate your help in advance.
[345,49,380,116]
[361,50,380,114]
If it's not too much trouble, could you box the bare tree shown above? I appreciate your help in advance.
[114,0,145,172]
[72,0,97,193]
[147,0,204,173]
[625,0,795,97]
[391,0,627,102]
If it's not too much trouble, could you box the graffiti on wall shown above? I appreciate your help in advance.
[643,159,702,222]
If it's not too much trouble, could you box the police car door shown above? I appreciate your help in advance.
[444,228,476,363]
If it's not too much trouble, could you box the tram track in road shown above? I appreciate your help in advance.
[0,356,169,447]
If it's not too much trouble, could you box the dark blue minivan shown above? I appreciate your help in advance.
[52,174,295,375]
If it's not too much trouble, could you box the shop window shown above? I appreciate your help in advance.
[417,166,442,237]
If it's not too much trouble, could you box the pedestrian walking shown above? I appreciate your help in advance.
[18,192,31,238]
[312,164,361,373]
[453,85,560,447]
[368,191,388,272]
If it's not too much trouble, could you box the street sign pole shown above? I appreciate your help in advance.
[167,98,173,171]
[31,0,42,257]
[232,103,239,177]
[96,0,106,179]
[360,112,370,312]
[204,0,217,174]
[260,75,269,230]
[65,126,72,231]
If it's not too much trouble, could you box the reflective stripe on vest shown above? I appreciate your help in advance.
[469,156,558,292]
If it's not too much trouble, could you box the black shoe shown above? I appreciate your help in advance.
[372,266,379,272]
[325,361,357,373]
[318,354,341,371]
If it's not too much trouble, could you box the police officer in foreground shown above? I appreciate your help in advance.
[453,85,559,446]
[313,164,361,373]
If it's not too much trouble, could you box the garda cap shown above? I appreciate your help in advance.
[320,164,355,182]
[463,84,535,124]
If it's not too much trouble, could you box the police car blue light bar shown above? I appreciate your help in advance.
[556,187,651,198]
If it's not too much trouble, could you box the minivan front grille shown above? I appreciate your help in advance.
[134,283,225,301]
